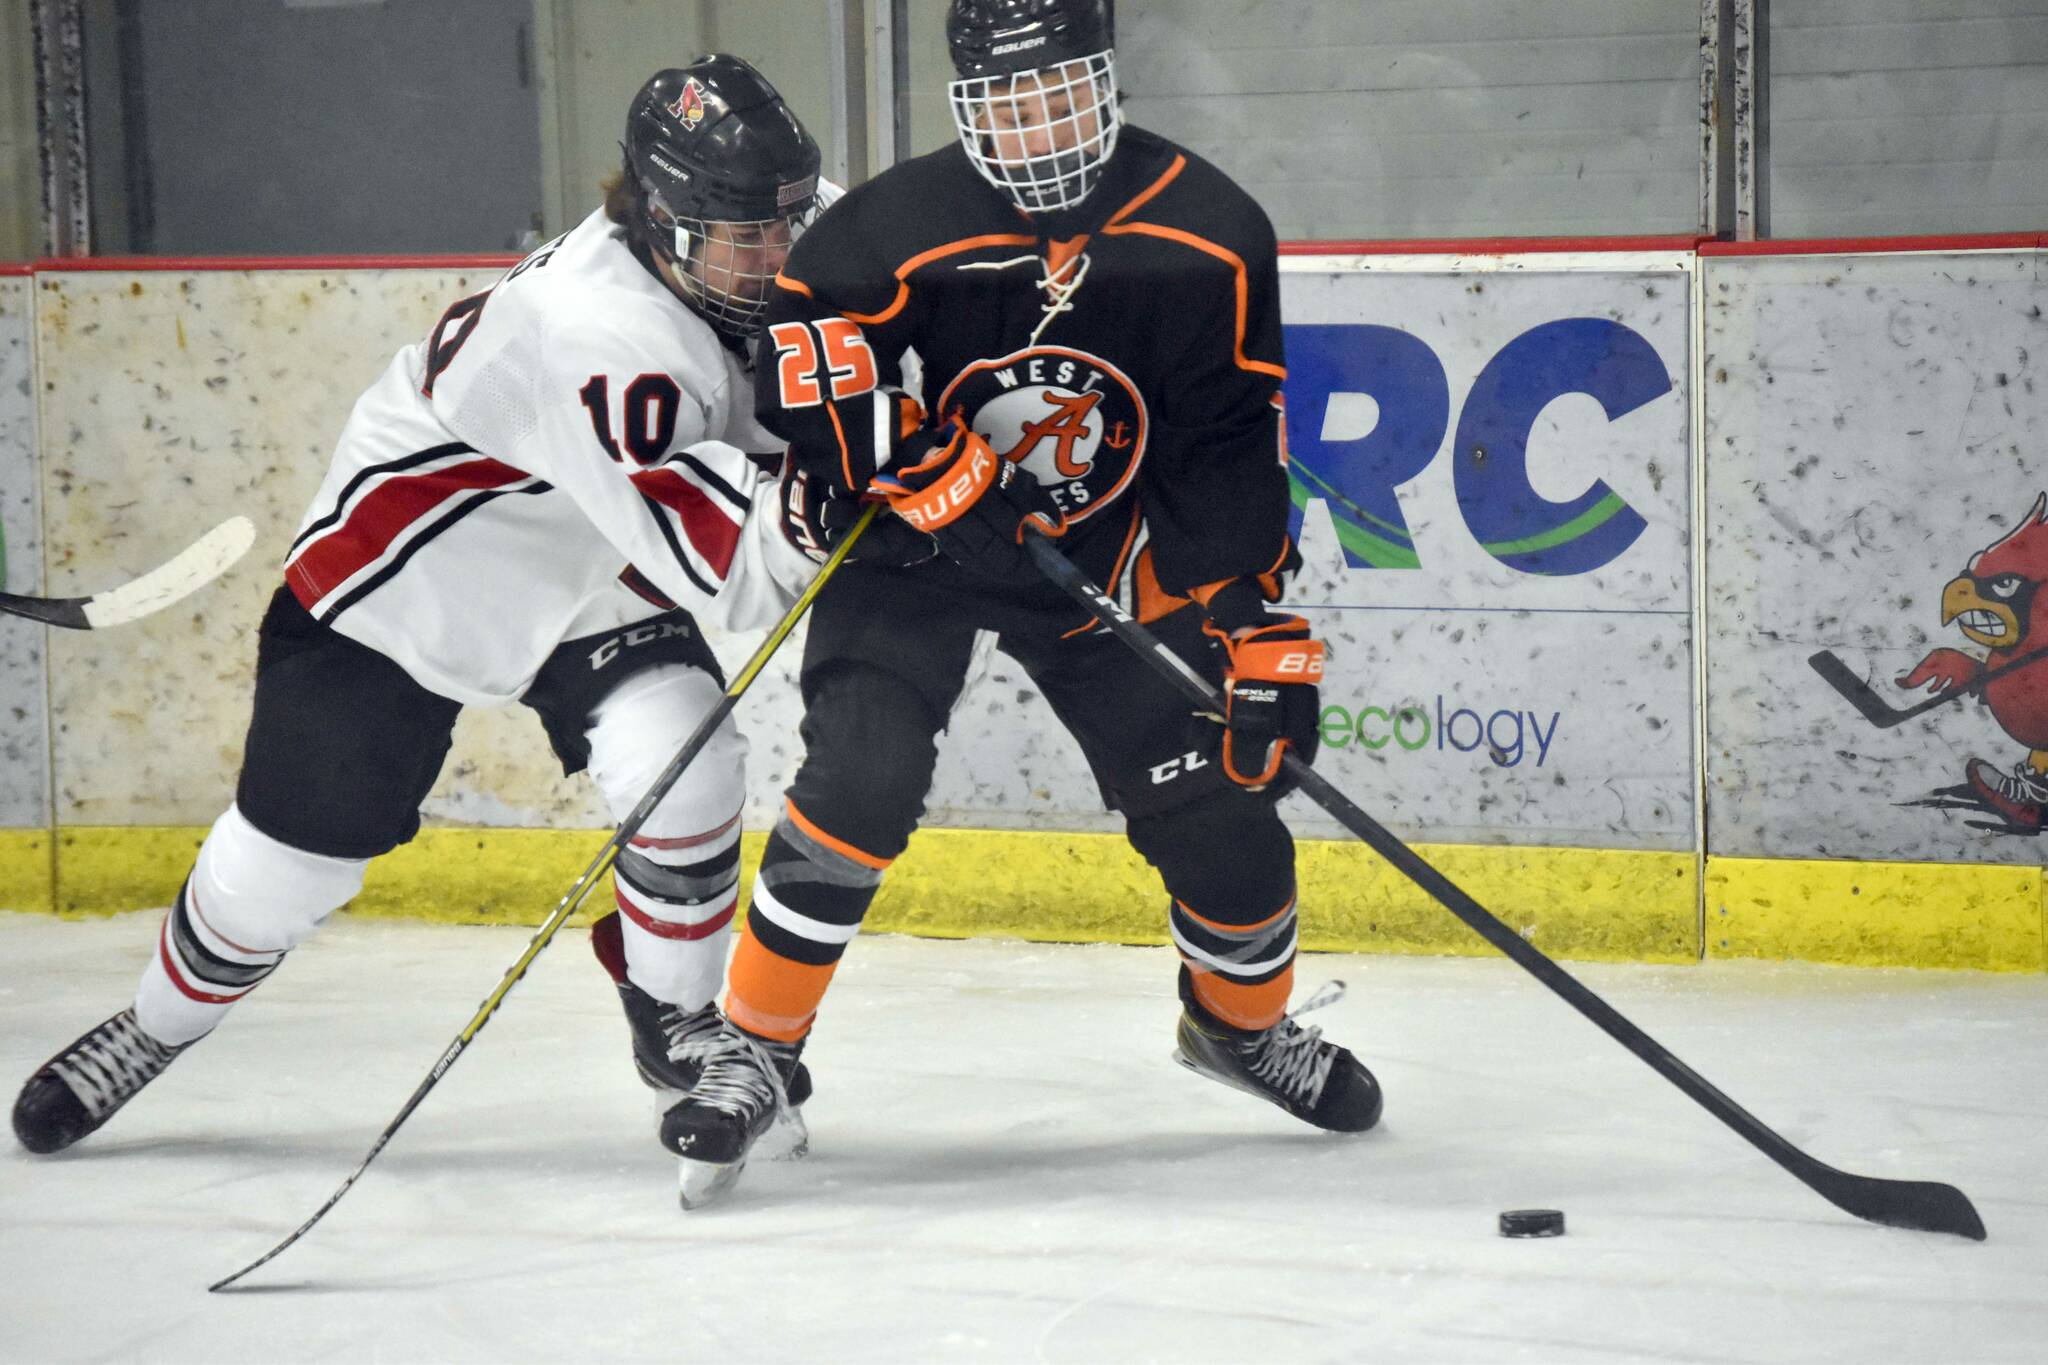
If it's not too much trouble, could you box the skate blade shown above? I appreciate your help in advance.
[755,1107,810,1163]
[677,1156,748,1210]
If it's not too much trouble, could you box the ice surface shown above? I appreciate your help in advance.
[2,911,2043,1364]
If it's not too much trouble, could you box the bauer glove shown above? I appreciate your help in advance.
[1197,576,1324,789]
[778,452,938,569]
[870,418,1035,581]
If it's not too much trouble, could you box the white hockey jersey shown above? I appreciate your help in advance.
[284,207,814,707]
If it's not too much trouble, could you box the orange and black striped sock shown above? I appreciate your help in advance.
[724,800,892,1043]
[1170,894,1299,1032]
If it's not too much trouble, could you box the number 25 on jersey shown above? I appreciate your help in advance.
[770,318,877,406]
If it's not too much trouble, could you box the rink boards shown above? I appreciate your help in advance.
[1,239,2045,970]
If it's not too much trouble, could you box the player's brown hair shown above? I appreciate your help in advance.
[602,171,634,228]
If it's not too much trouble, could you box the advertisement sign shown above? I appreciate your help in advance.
[1704,249,2048,863]
[1274,256,1696,849]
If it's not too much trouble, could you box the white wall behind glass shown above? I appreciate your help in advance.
[1769,0,2048,237]
[1116,0,1703,241]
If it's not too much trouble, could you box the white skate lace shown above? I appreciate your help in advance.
[1246,982,1347,1103]
[50,1011,179,1120]
[689,1026,795,1127]
[655,1004,725,1068]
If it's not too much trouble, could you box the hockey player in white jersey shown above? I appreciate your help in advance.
[12,56,844,1159]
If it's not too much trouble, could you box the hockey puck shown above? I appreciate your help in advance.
[1498,1208,1566,1238]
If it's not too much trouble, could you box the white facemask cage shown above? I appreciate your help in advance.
[949,50,1121,213]
[654,199,815,340]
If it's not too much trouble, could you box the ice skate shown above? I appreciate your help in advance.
[1174,975,1383,1133]
[1966,756,2048,831]
[591,910,813,1121]
[660,1021,808,1209]
[12,1009,190,1155]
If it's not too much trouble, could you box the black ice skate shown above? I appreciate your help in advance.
[616,979,726,1095]
[660,1021,808,1209]
[590,909,812,1107]
[12,1008,190,1155]
[1174,974,1383,1133]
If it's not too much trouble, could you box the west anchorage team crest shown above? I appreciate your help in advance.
[937,346,1147,533]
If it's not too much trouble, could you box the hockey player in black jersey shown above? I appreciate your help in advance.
[12,58,830,1162]
[663,0,1382,1207]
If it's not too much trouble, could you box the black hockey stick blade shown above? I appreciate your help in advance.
[1029,536,1986,1241]
[208,506,879,1292]
[1809,643,2048,730]
[0,516,256,629]
[1786,1155,1986,1239]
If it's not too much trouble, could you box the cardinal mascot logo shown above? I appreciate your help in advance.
[1816,492,2048,832]
[667,78,708,131]
[1906,493,2048,829]
[937,346,1147,534]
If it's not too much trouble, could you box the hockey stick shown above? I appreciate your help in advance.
[1028,536,1986,1241]
[209,505,879,1292]
[0,516,256,629]
[1808,643,2048,729]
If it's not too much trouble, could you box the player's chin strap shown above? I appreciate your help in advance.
[1023,532,1985,1242]
[207,506,881,1294]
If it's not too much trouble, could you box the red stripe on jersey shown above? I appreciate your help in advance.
[615,885,738,941]
[157,917,253,1005]
[629,467,742,580]
[286,456,532,608]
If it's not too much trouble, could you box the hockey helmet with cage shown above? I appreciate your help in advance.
[622,56,822,341]
[946,0,1121,213]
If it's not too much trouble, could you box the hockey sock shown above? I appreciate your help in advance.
[1170,894,1299,1032]
[133,805,366,1047]
[723,801,889,1043]
[133,878,285,1047]
[612,810,743,1010]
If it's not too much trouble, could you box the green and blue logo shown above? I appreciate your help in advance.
[1283,318,1669,576]
[1319,695,1562,768]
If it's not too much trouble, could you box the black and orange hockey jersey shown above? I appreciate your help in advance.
[755,125,1292,616]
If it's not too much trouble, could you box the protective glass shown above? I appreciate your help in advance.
[949,50,1122,213]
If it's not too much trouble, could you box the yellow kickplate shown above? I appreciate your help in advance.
[1705,855,2044,972]
[0,828,54,914]
[32,825,1699,965]
[869,828,1697,963]
[52,826,204,916]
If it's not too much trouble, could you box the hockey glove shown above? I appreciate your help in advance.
[777,453,937,569]
[1197,576,1324,789]
[870,418,1033,581]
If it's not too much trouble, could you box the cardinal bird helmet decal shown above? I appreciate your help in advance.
[667,77,709,130]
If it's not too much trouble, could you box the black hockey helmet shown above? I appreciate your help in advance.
[945,0,1121,213]
[621,56,822,339]
[947,0,1113,79]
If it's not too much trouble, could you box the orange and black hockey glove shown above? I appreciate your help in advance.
[1197,576,1325,790]
[870,417,1034,580]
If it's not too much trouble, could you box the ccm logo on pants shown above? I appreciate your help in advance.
[590,620,695,670]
